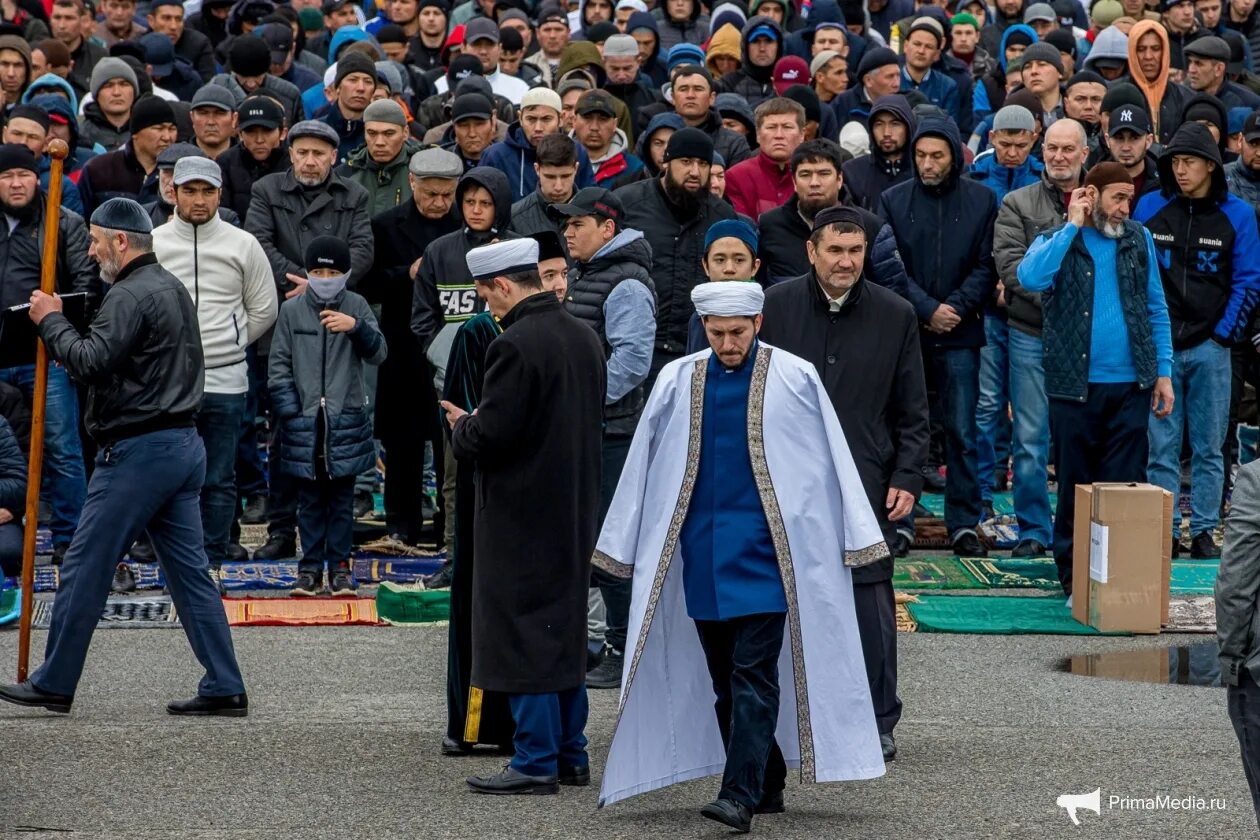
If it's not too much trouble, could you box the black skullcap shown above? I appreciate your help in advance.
[90,197,153,234]
[531,229,567,263]
[1101,82,1147,116]
[7,104,49,132]
[1066,69,1107,90]
[499,26,524,53]
[304,235,351,274]
[1005,29,1034,48]
[783,84,821,124]
[663,127,714,163]
[375,24,408,44]
[0,143,38,175]
[229,36,271,77]
[811,205,866,233]
[856,47,898,80]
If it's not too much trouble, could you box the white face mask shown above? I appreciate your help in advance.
[307,271,349,301]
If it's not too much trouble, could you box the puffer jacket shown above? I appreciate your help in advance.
[38,254,203,444]
[0,416,25,518]
[78,101,129,152]
[717,16,783,109]
[992,170,1076,337]
[1227,158,1260,206]
[968,148,1044,205]
[653,1,710,54]
[479,124,597,203]
[336,138,425,217]
[509,189,562,237]
[878,116,998,349]
[269,287,387,480]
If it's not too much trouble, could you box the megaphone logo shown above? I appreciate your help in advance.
[1056,788,1102,826]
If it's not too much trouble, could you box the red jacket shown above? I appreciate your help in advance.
[725,151,795,219]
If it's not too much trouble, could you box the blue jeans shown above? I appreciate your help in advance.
[507,685,589,777]
[1148,340,1232,537]
[977,316,1012,501]
[32,427,245,697]
[0,364,85,545]
[926,347,983,535]
[197,393,246,564]
[1005,328,1052,545]
[296,472,355,571]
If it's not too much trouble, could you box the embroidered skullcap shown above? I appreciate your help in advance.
[692,281,765,317]
[466,238,541,281]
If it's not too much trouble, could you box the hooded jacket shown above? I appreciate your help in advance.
[480,124,598,203]
[1227,157,1260,206]
[842,94,916,211]
[706,22,743,77]
[411,167,518,351]
[653,0,710,54]
[78,100,131,152]
[1126,20,1190,143]
[1134,123,1260,350]
[980,0,1028,57]
[784,0,868,77]
[975,23,1038,123]
[1081,25,1130,75]
[717,16,783,109]
[626,11,669,87]
[336,138,425,217]
[879,117,998,349]
[635,112,685,177]
[587,130,647,190]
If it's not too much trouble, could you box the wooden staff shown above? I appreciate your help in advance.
[17,139,69,682]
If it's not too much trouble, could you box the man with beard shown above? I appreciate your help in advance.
[245,119,373,561]
[0,144,95,567]
[842,93,915,211]
[757,138,910,297]
[1105,104,1162,204]
[0,196,247,717]
[615,127,737,382]
[78,95,177,220]
[152,158,276,584]
[365,148,462,550]
[511,133,580,237]
[1136,122,1260,559]
[1019,162,1175,595]
[217,96,289,224]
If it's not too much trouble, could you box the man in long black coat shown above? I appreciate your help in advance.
[759,205,930,764]
[441,238,606,796]
[363,147,462,546]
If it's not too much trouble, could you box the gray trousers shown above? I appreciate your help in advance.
[1229,670,1260,829]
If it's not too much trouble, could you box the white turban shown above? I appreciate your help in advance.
[691,281,765,317]
[466,239,540,281]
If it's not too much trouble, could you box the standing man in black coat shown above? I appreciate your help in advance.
[615,128,736,382]
[760,205,929,764]
[842,93,916,212]
[364,147,462,547]
[441,238,605,796]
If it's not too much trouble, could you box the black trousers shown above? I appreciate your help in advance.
[381,428,432,544]
[591,435,633,653]
[694,612,787,810]
[854,580,901,735]
[1049,383,1149,596]
[295,470,354,572]
[1230,670,1260,830]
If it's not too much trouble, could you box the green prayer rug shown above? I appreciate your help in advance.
[906,594,1129,635]
[918,491,1059,518]
[375,582,450,625]
[892,557,980,589]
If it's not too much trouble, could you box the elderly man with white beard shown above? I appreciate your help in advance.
[1017,161,1175,598]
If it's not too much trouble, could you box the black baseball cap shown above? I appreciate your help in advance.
[238,95,284,130]
[1108,104,1152,137]
[549,186,624,223]
[451,93,493,123]
[575,90,616,117]
[1244,111,1260,142]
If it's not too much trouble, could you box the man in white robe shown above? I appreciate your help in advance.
[593,281,888,832]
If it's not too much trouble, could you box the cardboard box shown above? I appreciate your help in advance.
[1070,483,1171,634]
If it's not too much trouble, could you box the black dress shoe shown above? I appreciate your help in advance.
[558,765,590,786]
[253,533,297,561]
[754,789,785,814]
[921,465,946,494]
[129,537,157,563]
[881,733,897,761]
[700,798,752,833]
[167,693,248,717]
[441,735,473,755]
[0,680,72,713]
[467,765,558,795]
[1010,539,1048,558]
[952,531,988,558]
[225,543,250,562]
[1190,531,1220,559]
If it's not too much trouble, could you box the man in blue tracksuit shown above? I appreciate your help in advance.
[1136,123,1260,559]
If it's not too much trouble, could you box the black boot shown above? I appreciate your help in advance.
[252,533,296,560]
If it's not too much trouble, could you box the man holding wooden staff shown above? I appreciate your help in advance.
[0,197,247,716]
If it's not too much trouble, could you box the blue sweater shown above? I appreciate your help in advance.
[1018,222,1174,383]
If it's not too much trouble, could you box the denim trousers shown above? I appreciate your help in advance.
[196,392,247,564]
[976,315,1012,500]
[1148,340,1232,537]
[925,347,982,535]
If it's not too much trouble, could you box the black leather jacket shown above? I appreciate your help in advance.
[38,253,204,444]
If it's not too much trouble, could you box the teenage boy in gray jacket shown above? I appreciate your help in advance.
[269,236,387,597]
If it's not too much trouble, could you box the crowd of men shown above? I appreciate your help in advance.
[4,0,1260,820]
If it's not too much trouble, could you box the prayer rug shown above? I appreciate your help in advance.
[353,556,444,583]
[905,594,1127,635]
[30,597,181,629]
[0,586,18,626]
[1165,596,1216,633]
[961,558,1061,590]
[220,561,298,591]
[375,582,450,624]
[221,597,381,626]
[34,562,167,593]
[892,557,979,589]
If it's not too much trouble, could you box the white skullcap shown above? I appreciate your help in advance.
[521,86,563,113]
[692,281,765,317]
[324,64,338,87]
[467,238,540,281]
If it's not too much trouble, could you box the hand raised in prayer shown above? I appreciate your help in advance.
[1151,376,1175,419]
[439,399,468,429]
[886,487,914,522]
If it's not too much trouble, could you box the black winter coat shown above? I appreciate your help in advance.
[451,292,605,693]
[613,176,736,357]
[217,142,290,224]
[38,254,203,444]
[760,276,929,584]
[508,190,561,238]
[175,27,217,81]
[77,144,159,220]
[0,416,25,517]
[878,117,998,349]
[0,195,99,312]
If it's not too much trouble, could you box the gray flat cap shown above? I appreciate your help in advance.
[173,156,223,188]
[409,147,463,179]
[287,119,341,147]
[156,142,206,169]
[191,84,238,112]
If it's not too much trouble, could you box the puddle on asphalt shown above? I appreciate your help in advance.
[1057,643,1223,686]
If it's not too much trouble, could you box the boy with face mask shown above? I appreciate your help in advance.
[269,236,388,597]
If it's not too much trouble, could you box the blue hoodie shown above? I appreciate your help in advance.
[479,126,597,203]
[967,147,1044,205]
[17,77,86,214]
[973,24,1038,123]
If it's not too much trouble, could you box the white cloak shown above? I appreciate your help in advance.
[593,343,889,808]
